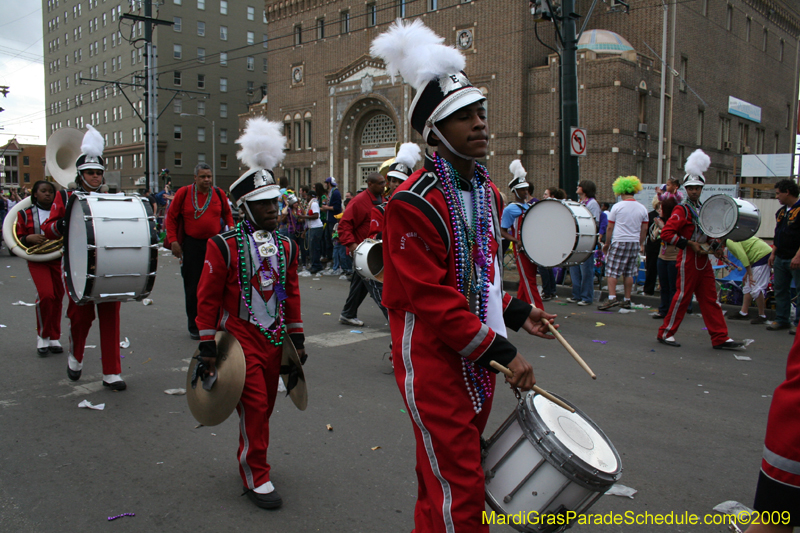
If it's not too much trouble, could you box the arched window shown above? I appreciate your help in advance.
[361,114,397,145]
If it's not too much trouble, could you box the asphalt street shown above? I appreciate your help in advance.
[0,249,795,533]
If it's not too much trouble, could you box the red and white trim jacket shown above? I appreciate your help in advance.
[196,229,304,348]
[338,188,383,250]
[16,202,62,266]
[40,190,74,240]
[660,202,705,253]
[367,203,386,240]
[382,156,532,371]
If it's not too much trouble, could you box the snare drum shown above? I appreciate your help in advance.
[63,193,158,304]
[698,195,760,242]
[353,239,383,282]
[519,199,598,268]
[483,392,622,532]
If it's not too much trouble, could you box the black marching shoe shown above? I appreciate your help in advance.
[657,337,680,347]
[67,366,82,381]
[49,345,64,354]
[244,488,283,510]
[38,347,49,356]
[713,340,745,350]
[103,380,127,391]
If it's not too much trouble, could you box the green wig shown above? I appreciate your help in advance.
[612,175,643,196]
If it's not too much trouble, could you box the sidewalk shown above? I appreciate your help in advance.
[503,268,777,320]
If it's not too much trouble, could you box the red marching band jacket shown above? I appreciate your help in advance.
[40,190,73,241]
[382,158,532,370]
[16,202,63,265]
[367,203,386,240]
[338,188,382,250]
[195,229,303,343]
[660,202,704,252]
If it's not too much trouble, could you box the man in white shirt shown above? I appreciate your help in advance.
[598,176,649,310]
[298,189,324,274]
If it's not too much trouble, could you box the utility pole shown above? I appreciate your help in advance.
[121,11,172,193]
[532,0,626,199]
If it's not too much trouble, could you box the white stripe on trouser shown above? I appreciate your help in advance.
[402,312,455,533]
[516,250,534,303]
[238,401,254,489]
[662,251,687,338]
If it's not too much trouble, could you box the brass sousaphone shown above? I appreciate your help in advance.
[2,128,84,262]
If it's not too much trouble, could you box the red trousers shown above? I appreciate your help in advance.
[67,299,121,375]
[658,249,729,346]
[391,310,495,533]
[514,249,543,309]
[28,260,64,340]
[226,316,282,490]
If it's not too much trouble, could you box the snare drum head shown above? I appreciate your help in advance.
[520,200,581,268]
[532,393,619,474]
[66,195,90,300]
[698,195,738,238]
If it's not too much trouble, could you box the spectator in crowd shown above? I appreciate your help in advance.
[657,176,684,204]
[321,177,342,263]
[567,180,600,306]
[768,179,800,334]
[598,202,611,244]
[643,198,661,296]
[653,197,679,320]
[597,176,648,310]
[297,187,324,275]
[725,235,773,325]
[538,187,563,301]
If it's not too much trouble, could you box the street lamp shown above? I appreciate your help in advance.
[180,113,216,187]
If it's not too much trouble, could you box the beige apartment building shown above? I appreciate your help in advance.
[42,0,270,191]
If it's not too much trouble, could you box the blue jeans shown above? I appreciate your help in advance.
[539,267,556,297]
[333,242,348,271]
[569,256,595,303]
[773,256,800,326]
[308,226,324,273]
[657,258,677,316]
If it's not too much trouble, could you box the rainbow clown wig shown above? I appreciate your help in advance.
[612,175,643,196]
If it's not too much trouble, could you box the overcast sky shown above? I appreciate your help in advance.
[0,4,46,145]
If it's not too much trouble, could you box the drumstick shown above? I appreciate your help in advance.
[540,318,597,380]
[490,361,576,413]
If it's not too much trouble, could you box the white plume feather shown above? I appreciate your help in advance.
[394,142,421,169]
[685,149,711,176]
[81,125,104,157]
[509,159,527,179]
[236,117,287,170]
[370,19,465,90]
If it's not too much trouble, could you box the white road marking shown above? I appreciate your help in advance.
[304,330,390,347]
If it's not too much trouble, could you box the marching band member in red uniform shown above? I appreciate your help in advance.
[500,160,544,309]
[368,142,421,240]
[16,180,65,355]
[657,149,743,350]
[195,118,305,510]
[43,126,127,390]
[373,20,557,533]
[744,331,800,532]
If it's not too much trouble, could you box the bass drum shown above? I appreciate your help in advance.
[698,194,760,242]
[519,199,598,268]
[64,193,158,304]
[483,392,622,532]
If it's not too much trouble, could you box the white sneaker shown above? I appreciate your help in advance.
[566,297,579,303]
[577,301,591,306]
[321,269,334,276]
[339,315,364,326]
[332,268,343,275]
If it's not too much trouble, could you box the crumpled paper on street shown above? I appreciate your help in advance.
[120,337,130,348]
[713,500,753,516]
[605,484,637,498]
[164,388,186,395]
[298,271,312,277]
[618,308,635,314]
[734,354,752,361]
[12,300,35,306]
[78,400,105,410]
[278,377,286,393]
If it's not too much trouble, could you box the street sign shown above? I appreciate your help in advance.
[570,127,587,157]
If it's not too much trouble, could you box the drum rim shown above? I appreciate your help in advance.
[518,392,622,488]
[139,199,159,300]
[520,199,598,268]
[63,193,97,305]
[698,195,761,240]
[353,239,383,282]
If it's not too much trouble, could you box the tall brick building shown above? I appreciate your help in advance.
[262,0,800,200]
